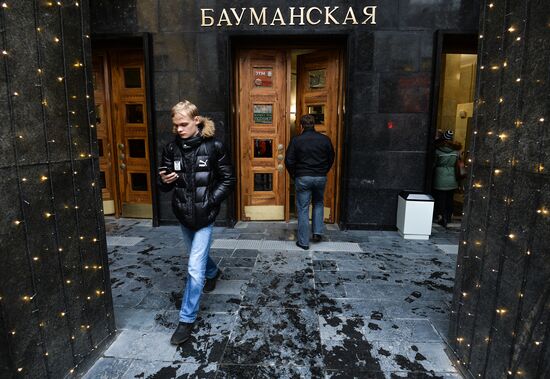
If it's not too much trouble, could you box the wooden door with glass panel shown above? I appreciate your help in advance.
[296,50,341,223]
[111,50,152,218]
[92,49,152,218]
[238,49,288,220]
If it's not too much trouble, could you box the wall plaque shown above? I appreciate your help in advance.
[253,104,273,124]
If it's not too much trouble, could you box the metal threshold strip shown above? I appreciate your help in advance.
[211,239,362,252]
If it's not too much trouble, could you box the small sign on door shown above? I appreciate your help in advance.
[253,104,273,124]
[253,67,273,87]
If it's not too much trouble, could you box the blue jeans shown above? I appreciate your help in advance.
[295,176,327,246]
[179,223,218,323]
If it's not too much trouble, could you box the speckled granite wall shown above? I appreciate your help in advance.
[0,1,115,378]
[89,0,480,227]
[450,0,550,377]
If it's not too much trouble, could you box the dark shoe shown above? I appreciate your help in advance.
[296,241,309,250]
[170,322,193,345]
[311,234,322,243]
[203,269,222,293]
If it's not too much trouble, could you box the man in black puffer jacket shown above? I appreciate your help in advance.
[159,100,235,345]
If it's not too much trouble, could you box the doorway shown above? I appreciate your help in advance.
[235,46,345,223]
[431,32,478,223]
[92,49,153,218]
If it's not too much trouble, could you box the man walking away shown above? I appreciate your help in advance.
[285,114,335,250]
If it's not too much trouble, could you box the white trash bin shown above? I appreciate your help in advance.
[396,191,434,240]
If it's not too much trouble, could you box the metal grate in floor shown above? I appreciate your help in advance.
[436,244,459,255]
[211,239,362,252]
[106,236,144,246]
[261,240,289,250]
[233,239,263,250]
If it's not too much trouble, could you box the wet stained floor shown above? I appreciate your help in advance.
[82,218,462,379]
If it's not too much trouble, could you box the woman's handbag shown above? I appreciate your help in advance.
[455,157,467,181]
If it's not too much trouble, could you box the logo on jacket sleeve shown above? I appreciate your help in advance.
[198,159,208,168]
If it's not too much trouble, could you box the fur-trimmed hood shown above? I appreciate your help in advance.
[199,117,215,138]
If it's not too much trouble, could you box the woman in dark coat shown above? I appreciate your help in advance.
[433,130,462,227]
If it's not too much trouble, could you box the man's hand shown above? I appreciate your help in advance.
[160,171,179,184]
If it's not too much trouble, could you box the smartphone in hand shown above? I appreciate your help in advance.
[158,166,173,175]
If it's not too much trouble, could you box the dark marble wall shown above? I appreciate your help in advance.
[0,1,115,378]
[89,0,479,227]
[450,0,550,377]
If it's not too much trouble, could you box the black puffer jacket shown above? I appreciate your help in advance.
[159,136,235,230]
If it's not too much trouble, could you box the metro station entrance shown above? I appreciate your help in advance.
[235,46,345,223]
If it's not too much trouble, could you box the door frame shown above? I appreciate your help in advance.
[91,33,159,225]
[230,35,349,223]
[426,31,478,190]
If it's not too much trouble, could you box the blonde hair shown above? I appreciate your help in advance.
[171,100,215,138]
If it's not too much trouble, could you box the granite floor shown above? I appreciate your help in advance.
[81,218,462,379]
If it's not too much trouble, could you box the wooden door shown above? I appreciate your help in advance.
[237,50,289,220]
[296,50,341,223]
[92,49,152,218]
[92,53,117,215]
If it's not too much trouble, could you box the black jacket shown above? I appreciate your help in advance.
[285,129,335,178]
[159,137,235,230]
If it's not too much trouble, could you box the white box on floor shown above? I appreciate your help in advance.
[396,191,434,240]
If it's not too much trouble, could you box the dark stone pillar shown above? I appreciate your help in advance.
[450,0,550,377]
[0,1,115,377]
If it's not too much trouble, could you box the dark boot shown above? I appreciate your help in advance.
[296,241,309,250]
[170,322,193,345]
[311,234,322,243]
[203,269,222,293]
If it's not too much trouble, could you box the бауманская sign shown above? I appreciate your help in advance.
[200,6,377,27]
